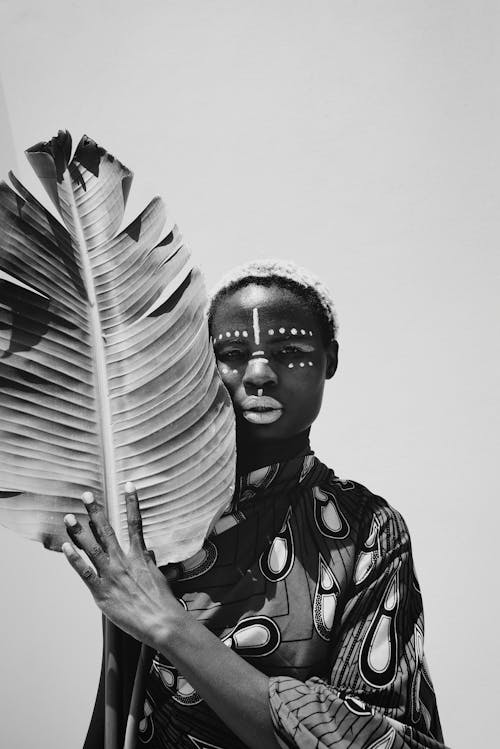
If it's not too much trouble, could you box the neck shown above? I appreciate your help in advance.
[236,429,311,474]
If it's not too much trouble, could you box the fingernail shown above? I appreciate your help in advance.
[125,481,136,493]
[64,514,78,527]
[61,542,73,555]
[82,491,94,505]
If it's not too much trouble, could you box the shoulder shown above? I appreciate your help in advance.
[315,464,412,551]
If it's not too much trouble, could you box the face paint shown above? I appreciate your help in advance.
[252,307,261,345]
[210,283,338,443]
[213,327,317,371]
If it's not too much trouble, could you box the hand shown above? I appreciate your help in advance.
[62,482,184,648]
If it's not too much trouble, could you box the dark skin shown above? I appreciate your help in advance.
[63,283,338,749]
[211,284,338,464]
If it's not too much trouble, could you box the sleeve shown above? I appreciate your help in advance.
[268,500,448,749]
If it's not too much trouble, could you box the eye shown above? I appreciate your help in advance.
[277,345,307,357]
[216,348,248,363]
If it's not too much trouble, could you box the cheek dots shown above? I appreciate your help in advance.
[218,363,239,376]
[286,360,314,370]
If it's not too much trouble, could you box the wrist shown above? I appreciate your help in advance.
[147,595,190,652]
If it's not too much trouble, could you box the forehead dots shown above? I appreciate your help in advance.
[208,259,338,345]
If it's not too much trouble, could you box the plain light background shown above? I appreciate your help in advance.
[0,2,498,747]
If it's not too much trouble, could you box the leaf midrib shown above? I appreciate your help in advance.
[62,171,121,533]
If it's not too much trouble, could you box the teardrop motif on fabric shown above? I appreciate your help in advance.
[299,453,315,483]
[366,727,396,749]
[411,622,425,724]
[313,553,340,640]
[259,507,294,581]
[313,486,350,539]
[155,661,176,689]
[188,736,226,749]
[212,509,246,535]
[165,540,218,581]
[343,694,373,716]
[334,477,355,491]
[247,463,280,490]
[359,566,400,688]
[137,697,154,744]
[221,615,281,657]
[177,676,199,700]
[153,660,202,706]
[354,515,381,585]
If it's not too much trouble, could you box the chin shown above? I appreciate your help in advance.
[237,418,304,444]
[237,418,281,441]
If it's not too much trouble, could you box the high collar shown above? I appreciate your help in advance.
[236,429,311,474]
[232,449,331,511]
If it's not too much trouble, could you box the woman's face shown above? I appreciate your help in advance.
[211,283,338,444]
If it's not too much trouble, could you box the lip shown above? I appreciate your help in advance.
[241,395,283,425]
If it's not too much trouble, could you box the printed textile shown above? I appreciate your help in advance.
[137,453,448,749]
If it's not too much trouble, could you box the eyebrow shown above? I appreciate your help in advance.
[267,331,313,342]
[212,336,247,346]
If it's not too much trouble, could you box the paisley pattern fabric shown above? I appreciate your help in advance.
[136,453,447,749]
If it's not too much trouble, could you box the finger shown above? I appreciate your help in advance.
[64,512,109,573]
[62,541,99,589]
[125,481,146,554]
[81,491,120,555]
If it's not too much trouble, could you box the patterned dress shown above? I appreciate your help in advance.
[135,453,447,749]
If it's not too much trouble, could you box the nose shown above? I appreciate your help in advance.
[242,357,278,390]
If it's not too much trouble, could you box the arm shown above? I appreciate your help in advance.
[63,486,279,749]
[268,502,447,749]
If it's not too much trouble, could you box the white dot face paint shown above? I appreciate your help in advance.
[242,331,248,338]
[288,363,294,369]
[226,331,231,338]
[299,362,305,367]
[291,328,297,335]
[308,361,314,367]
[279,327,285,334]
[235,331,240,337]
[268,329,274,335]
[301,329,306,335]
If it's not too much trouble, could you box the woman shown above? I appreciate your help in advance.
[64,260,447,749]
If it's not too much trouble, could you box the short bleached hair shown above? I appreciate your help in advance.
[208,259,338,342]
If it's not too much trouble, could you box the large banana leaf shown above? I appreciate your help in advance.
[0,131,236,565]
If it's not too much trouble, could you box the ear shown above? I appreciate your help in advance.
[325,340,339,380]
